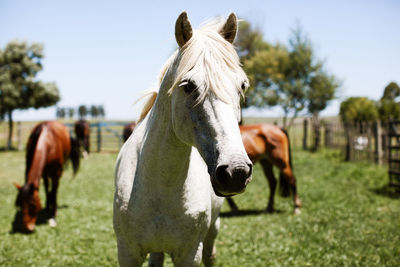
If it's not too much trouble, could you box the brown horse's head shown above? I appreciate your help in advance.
[14,183,41,233]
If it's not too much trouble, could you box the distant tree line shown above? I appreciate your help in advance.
[56,105,105,119]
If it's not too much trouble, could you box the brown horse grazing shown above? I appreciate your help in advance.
[14,121,80,233]
[226,124,302,214]
[122,122,136,142]
[74,119,90,157]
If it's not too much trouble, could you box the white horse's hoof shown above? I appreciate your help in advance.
[83,151,89,159]
[294,208,301,215]
[48,218,57,227]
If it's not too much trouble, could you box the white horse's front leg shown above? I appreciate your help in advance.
[117,239,145,267]
[172,242,203,267]
[202,217,220,267]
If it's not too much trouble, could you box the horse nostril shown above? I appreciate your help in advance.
[26,223,35,233]
[215,165,230,186]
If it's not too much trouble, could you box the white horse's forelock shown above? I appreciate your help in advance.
[170,19,247,103]
[138,18,247,122]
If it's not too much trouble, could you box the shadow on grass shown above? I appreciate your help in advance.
[0,147,18,152]
[220,208,284,218]
[10,205,69,234]
[371,184,400,199]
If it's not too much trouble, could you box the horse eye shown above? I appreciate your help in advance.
[241,82,247,91]
[180,80,197,94]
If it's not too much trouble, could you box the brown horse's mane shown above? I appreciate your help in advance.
[25,123,44,181]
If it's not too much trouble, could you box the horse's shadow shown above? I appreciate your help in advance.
[10,205,69,234]
[220,208,284,218]
[371,184,400,199]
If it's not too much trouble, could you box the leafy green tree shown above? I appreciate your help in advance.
[340,97,378,161]
[56,107,66,119]
[307,71,340,151]
[0,40,60,149]
[90,105,98,119]
[241,26,322,128]
[68,107,75,119]
[243,44,289,108]
[339,97,378,123]
[234,20,270,61]
[78,105,88,119]
[382,81,400,100]
[378,82,400,121]
[97,105,105,118]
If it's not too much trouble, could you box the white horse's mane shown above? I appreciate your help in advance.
[137,18,247,123]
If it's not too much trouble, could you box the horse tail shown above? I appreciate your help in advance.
[279,128,292,197]
[69,136,80,175]
[25,124,44,181]
[281,128,293,169]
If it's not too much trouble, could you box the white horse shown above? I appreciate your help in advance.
[113,12,252,267]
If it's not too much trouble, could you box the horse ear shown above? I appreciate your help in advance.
[220,13,238,43]
[175,11,193,48]
[13,183,22,190]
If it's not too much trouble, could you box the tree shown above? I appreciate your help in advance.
[243,44,289,108]
[234,20,270,122]
[90,105,98,119]
[234,20,270,62]
[307,71,340,151]
[78,105,88,119]
[339,97,378,123]
[97,105,105,118]
[68,108,75,119]
[340,96,378,161]
[382,81,400,100]
[378,81,400,122]
[56,107,66,119]
[241,26,322,128]
[0,40,60,149]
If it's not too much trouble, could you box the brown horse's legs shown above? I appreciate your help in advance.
[226,197,239,212]
[281,167,302,214]
[85,137,90,154]
[260,159,276,213]
[43,175,50,211]
[48,175,60,219]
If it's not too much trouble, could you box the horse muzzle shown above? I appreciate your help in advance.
[211,159,253,197]
[23,222,36,233]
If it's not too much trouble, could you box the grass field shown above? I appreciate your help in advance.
[0,148,399,266]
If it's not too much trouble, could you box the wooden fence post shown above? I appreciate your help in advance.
[17,122,23,151]
[375,120,383,165]
[345,123,352,161]
[324,123,333,148]
[303,119,308,150]
[97,122,102,152]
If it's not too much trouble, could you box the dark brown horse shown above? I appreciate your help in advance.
[74,119,90,157]
[14,121,80,233]
[226,124,302,214]
[122,122,136,142]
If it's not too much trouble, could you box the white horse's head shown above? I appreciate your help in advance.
[154,12,252,197]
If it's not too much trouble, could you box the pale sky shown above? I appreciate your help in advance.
[1,0,399,121]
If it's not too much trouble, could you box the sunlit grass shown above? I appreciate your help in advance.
[0,149,399,266]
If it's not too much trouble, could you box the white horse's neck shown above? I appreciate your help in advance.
[138,76,192,189]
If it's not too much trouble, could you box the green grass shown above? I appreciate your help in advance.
[0,149,399,266]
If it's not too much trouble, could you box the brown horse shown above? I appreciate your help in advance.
[74,119,90,157]
[122,122,136,142]
[14,121,80,233]
[226,124,302,214]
